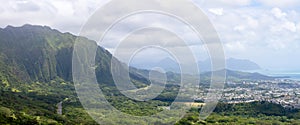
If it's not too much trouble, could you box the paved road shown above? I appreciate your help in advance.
[57,101,62,115]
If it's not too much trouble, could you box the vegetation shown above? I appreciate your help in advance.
[178,102,300,125]
[0,25,299,124]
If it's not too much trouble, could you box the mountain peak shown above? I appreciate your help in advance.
[3,24,61,35]
[5,24,46,29]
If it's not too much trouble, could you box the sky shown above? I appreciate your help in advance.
[0,0,300,72]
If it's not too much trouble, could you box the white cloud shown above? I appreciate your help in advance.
[194,0,252,8]
[259,0,300,8]
[1,0,300,70]
[0,0,104,34]
[270,22,297,33]
[297,23,300,31]
[233,25,245,32]
[208,8,223,16]
[225,41,246,52]
[283,21,297,32]
[271,8,287,19]
[201,4,300,69]
[13,0,40,12]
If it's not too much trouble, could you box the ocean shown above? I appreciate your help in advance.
[268,73,300,81]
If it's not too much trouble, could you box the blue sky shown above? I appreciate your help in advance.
[0,0,300,72]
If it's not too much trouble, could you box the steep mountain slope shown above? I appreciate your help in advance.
[0,24,149,86]
[0,24,152,124]
[0,24,74,83]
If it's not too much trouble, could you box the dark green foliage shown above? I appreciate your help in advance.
[213,101,297,117]
[176,102,300,125]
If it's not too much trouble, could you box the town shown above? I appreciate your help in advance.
[203,79,300,108]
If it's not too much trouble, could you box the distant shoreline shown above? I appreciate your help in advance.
[269,73,300,81]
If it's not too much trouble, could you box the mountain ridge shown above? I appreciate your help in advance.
[131,56,261,73]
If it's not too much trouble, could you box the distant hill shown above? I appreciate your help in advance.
[198,58,261,72]
[131,57,261,73]
[130,57,180,73]
[201,69,275,81]
[226,58,261,71]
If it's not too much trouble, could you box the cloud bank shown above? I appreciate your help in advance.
[1,0,300,71]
